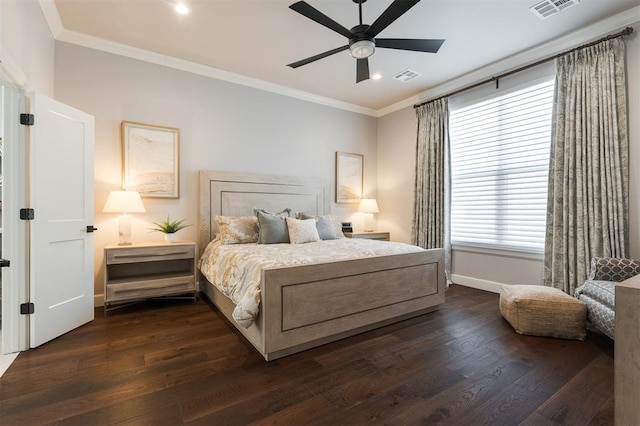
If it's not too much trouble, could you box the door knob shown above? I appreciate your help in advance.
[86,226,98,233]
[0,258,10,268]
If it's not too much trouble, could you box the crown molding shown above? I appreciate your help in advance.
[378,6,640,117]
[37,1,638,118]
[37,0,63,38]
[39,2,378,117]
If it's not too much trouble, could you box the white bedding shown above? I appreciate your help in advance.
[198,238,424,327]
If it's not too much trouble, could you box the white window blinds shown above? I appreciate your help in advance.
[449,79,555,252]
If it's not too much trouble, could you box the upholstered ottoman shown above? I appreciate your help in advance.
[500,285,587,340]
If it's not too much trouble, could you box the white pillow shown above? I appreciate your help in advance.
[295,212,345,239]
[285,217,321,244]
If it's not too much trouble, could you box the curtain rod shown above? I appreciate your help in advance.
[413,26,634,109]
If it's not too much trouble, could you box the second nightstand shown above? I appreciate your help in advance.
[344,231,390,241]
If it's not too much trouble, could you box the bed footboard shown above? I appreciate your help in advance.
[202,248,445,361]
[261,249,444,359]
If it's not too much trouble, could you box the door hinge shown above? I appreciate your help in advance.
[20,208,35,220]
[20,113,34,126]
[20,303,35,315]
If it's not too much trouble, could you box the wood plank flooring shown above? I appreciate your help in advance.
[0,285,614,425]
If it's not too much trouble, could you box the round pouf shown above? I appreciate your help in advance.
[500,285,587,340]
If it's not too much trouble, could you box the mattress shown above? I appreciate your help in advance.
[198,237,424,328]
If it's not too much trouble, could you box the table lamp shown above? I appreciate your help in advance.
[103,190,146,245]
[358,198,379,232]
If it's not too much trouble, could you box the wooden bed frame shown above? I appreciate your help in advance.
[198,170,445,361]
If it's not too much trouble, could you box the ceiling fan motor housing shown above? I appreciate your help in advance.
[349,24,375,59]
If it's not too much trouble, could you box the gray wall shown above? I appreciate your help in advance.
[9,0,638,300]
[54,42,378,302]
[377,22,640,291]
[0,0,54,95]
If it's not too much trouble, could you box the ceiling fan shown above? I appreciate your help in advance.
[287,0,445,83]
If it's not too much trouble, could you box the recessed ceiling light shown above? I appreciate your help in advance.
[372,73,382,80]
[174,2,189,15]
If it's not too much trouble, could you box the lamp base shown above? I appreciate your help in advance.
[118,214,133,245]
[363,213,375,233]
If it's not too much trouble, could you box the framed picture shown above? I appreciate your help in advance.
[121,121,180,198]
[335,151,363,204]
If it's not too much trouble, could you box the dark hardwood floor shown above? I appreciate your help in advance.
[0,285,614,425]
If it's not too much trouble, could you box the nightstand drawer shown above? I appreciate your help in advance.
[345,231,390,241]
[107,275,195,302]
[106,244,195,265]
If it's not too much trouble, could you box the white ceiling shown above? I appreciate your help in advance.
[50,0,638,113]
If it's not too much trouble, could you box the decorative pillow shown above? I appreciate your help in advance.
[286,217,321,244]
[214,215,258,244]
[589,257,640,282]
[254,208,292,244]
[296,213,345,240]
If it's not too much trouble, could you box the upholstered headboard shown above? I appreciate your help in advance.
[199,170,330,249]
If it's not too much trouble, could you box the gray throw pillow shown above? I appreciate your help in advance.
[254,208,291,244]
[298,213,338,240]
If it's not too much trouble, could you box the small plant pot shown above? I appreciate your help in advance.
[164,233,176,243]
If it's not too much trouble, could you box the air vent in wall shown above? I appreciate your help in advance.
[530,0,580,19]
[393,69,422,83]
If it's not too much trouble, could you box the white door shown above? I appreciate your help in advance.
[29,93,95,347]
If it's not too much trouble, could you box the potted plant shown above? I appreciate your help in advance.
[150,215,191,243]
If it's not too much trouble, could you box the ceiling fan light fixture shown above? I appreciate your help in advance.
[349,40,375,59]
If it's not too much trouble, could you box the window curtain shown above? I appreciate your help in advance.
[543,38,629,295]
[413,98,451,284]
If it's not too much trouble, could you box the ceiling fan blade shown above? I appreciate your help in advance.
[289,1,354,39]
[356,58,370,83]
[287,45,349,68]
[376,38,445,53]
[366,0,421,37]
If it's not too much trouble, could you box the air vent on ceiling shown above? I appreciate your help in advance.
[393,69,422,83]
[530,0,580,20]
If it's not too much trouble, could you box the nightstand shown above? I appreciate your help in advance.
[104,241,197,316]
[344,231,390,241]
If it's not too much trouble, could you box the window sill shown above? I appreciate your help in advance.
[452,243,544,261]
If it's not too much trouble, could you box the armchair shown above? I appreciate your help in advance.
[574,257,640,339]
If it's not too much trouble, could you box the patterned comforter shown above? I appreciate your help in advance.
[198,238,424,328]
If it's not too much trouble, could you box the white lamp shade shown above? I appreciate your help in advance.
[103,190,146,213]
[358,198,379,214]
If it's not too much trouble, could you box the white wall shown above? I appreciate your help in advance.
[0,0,54,95]
[377,21,640,292]
[53,42,378,303]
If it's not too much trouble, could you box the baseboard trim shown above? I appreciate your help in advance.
[451,274,505,294]
[94,293,104,308]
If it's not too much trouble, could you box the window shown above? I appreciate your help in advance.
[449,79,555,252]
